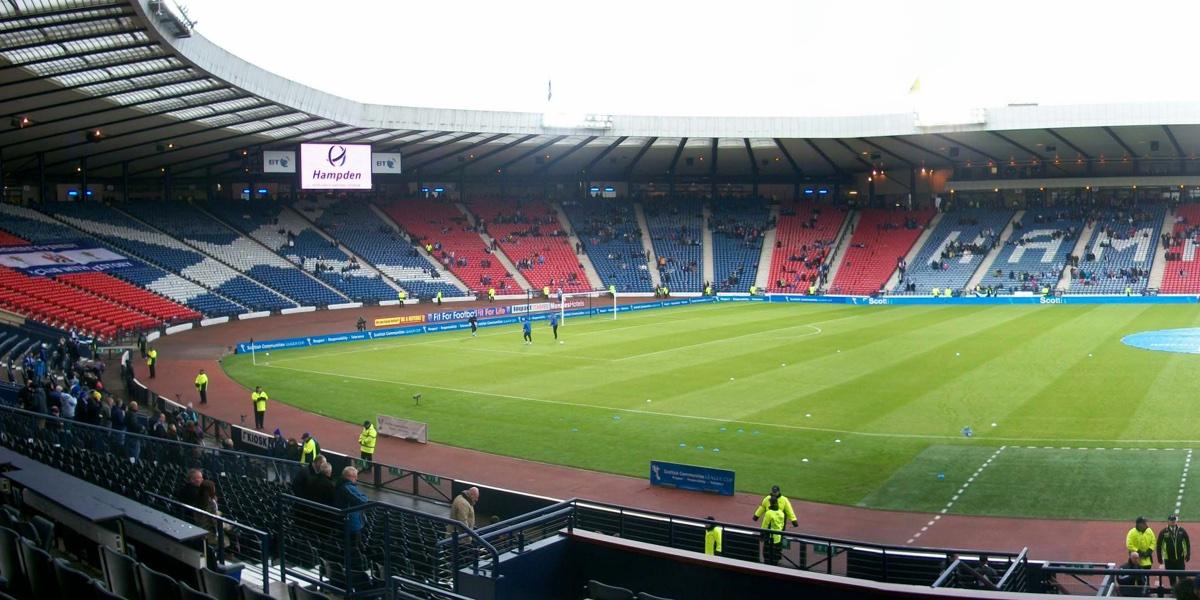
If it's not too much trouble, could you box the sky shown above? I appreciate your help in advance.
[191,0,1200,118]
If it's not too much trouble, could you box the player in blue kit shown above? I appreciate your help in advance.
[522,318,532,344]
[549,314,560,342]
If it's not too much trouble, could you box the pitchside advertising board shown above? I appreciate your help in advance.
[300,143,373,190]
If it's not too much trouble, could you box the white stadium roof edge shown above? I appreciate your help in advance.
[4,0,1200,184]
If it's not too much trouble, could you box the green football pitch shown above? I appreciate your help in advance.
[222,302,1200,521]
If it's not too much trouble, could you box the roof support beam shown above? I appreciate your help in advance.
[0,53,169,89]
[1045,128,1091,160]
[1162,125,1185,158]
[377,130,446,152]
[0,2,127,23]
[666,138,688,175]
[887,136,953,164]
[804,139,843,176]
[933,133,1001,164]
[433,134,536,178]
[988,130,1071,175]
[0,40,158,72]
[3,65,190,103]
[0,10,135,37]
[832,139,875,170]
[709,138,719,177]
[395,132,476,160]
[405,133,506,172]
[744,139,758,177]
[0,85,235,146]
[581,136,627,177]
[496,135,568,172]
[163,124,349,177]
[624,137,658,179]
[1102,126,1138,158]
[534,136,597,176]
[773,138,801,175]
[858,138,912,167]
[0,28,147,54]
[2,73,208,120]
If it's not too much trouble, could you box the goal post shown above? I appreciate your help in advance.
[560,289,618,324]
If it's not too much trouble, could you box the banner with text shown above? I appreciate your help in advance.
[0,242,133,276]
[263,150,296,173]
[649,460,735,496]
[377,415,427,443]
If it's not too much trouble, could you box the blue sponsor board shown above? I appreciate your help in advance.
[649,460,735,496]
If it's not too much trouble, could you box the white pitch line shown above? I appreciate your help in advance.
[1177,449,1193,518]
[613,323,823,362]
[907,446,1006,545]
[249,363,1200,447]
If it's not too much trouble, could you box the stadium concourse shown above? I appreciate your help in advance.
[143,296,1125,564]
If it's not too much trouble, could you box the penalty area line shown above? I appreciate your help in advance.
[907,446,1007,545]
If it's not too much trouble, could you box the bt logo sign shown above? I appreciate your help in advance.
[267,157,289,167]
[375,158,397,169]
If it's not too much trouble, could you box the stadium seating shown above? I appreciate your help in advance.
[46,203,295,312]
[0,267,164,338]
[977,210,1085,294]
[562,199,653,293]
[295,197,465,300]
[210,199,399,303]
[121,200,351,306]
[1160,204,1200,293]
[829,209,935,295]
[709,199,770,293]
[1071,204,1165,294]
[903,209,1014,294]
[0,230,26,247]
[644,199,704,292]
[381,199,520,294]
[469,199,591,293]
[766,202,847,293]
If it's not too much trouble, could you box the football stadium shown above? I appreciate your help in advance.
[6,0,1200,597]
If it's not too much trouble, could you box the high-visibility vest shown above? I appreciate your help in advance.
[749,286,757,295]
[359,425,377,455]
[194,373,207,390]
[146,349,157,366]
[398,290,407,300]
[252,391,268,412]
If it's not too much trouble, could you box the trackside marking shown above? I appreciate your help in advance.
[907,446,1006,545]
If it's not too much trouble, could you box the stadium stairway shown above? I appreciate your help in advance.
[818,210,858,292]
[829,208,934,295]
[885,212,943,292]
[552,202,604,289]
[1147,208,1175,290]
[976,210,1084,295]
[457,202,534,292]
[701,205,716,287]
[297,198,468,300]
[202,201,396,304]
[965,210,1024,291]
[467,199,588,294]
[0,204,248,317]
[632,203,664,288]
[895,209,1016,295]
[1068,204,1165,294]
[1158,204,1200,293]
[643,199,704,292]
[365,203,470,297]
[381,199,521,294]
[288,198,407,297]
[753,205,781,290]
[561,199,654,293]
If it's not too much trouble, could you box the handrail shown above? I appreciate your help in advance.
[930,558,962,588]
[994,546,1028,590]
[146,492,273,593]
[474,499,575,537]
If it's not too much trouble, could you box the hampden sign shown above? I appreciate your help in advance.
[300,143,373,190]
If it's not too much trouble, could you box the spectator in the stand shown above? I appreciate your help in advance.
[198,480,229,551]
[125,400,143,461]
[311,461,337,506]
[176,468,206,509]
[451,487,479,529]
[1116,551,1149,597]
[335,466,370,544]
[151,411,168,438]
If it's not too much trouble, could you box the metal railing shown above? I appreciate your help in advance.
[277,493,500,598]
[146,492,273,594]
[1042,564,1200,597]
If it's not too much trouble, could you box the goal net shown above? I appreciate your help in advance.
[560,289,618,324]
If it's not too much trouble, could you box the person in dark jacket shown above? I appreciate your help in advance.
[1159,514,1192,585]
[335,466,370,545]
[309,461,336,506]
[124,401,143,461]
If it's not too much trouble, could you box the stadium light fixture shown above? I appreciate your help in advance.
[11,116,32,129]
[86,129,103,143]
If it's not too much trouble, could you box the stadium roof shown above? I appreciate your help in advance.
[5,0,1200,184]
